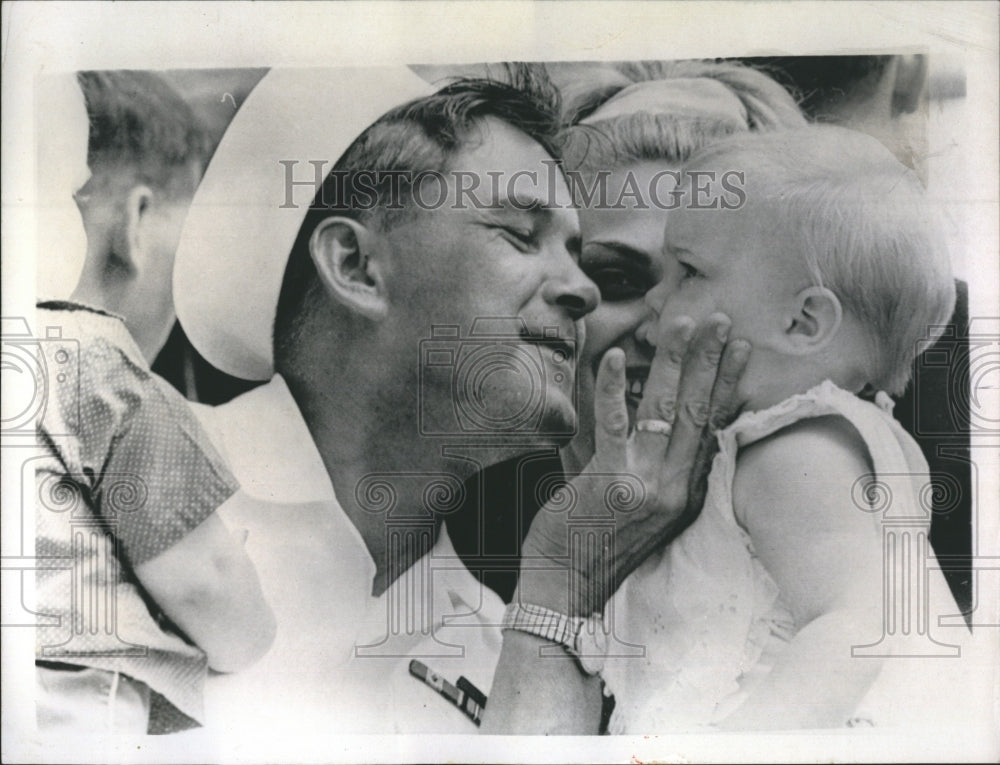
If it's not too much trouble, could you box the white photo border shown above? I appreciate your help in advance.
[2,2,997,763]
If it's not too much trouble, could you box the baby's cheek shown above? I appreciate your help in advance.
[665,285,718,323]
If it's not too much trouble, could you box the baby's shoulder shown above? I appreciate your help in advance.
[739,414,872,472]
[732,415,875,526]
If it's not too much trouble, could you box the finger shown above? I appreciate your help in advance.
[634,314,697,464]
[685,338,751,516]
[634,314,696,459]
[593,347,629,464]
[707,339,751,434]
[660,313,732,480]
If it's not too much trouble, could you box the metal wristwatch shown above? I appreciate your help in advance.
[501,602,608,676]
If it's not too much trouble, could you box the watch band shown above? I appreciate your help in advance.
[501,602,606,676]
[501,602,582,646]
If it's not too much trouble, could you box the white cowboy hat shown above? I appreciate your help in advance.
[174,67,434,381]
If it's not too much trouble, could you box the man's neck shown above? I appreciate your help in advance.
[285,371,475,597]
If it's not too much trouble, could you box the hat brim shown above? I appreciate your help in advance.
[174,66,435,381]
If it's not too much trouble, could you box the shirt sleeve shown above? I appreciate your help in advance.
[85,349,240,566]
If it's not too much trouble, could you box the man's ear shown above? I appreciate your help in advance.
[120,185,154,275]
[891,54,928,116]
[309,216,388,321]
[783,285,843,353]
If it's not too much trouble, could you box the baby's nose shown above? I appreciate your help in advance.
[643,279,671,315]
[635,281,673,345]
[635,307,660,348]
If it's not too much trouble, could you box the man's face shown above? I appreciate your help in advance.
[375,117,599,450]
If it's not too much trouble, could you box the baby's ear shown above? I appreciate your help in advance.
[783,286,842,353]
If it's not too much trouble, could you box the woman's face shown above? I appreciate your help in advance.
[564,161,683,470]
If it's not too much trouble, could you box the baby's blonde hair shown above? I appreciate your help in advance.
[685,125,955,396]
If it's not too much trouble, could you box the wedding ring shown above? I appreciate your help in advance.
[634,418,673,437]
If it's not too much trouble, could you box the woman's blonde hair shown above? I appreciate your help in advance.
[558,60,807,173]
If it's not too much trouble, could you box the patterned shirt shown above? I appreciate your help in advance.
[34,301,239,732]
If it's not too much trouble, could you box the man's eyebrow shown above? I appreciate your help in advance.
[583,240,654,269]
[483,194,555,219]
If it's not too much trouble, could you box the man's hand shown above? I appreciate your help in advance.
[518,312,750,616]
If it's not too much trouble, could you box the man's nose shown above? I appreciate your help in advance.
[540,266,600,321]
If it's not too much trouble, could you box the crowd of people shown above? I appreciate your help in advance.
[30,57,984,751]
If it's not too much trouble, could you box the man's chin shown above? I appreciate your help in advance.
[508,409,574,450]
[497,402,577,450]
[444,434,566,474]
[543,391,579,436]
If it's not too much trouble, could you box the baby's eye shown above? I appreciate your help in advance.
[679,261,703,281]
[588,267,648,301]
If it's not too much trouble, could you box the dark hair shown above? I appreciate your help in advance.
[273,65,562,371]
[733,56,893,118]
[76,70,211,196]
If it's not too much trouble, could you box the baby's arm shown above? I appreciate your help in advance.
[133,494,276,673]
[721,415,884,730]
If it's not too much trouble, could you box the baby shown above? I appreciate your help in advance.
[600,125,963,732]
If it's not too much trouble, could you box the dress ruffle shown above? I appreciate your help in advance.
[601,380,931,733]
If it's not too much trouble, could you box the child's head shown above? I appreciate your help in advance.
[648,124,954,409]
[72,71,212,361]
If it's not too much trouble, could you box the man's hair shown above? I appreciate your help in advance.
[75,70,211,197]
[557,60,807,178]
[733,56,893,118]
[685,125,955,396]
[273,65,562,371]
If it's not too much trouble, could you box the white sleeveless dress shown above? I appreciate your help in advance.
[600,380,970,733]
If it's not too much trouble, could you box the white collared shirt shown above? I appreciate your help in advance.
[188,376,505,739]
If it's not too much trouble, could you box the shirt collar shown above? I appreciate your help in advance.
[198,375,471,600]
[37,300,143,367]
